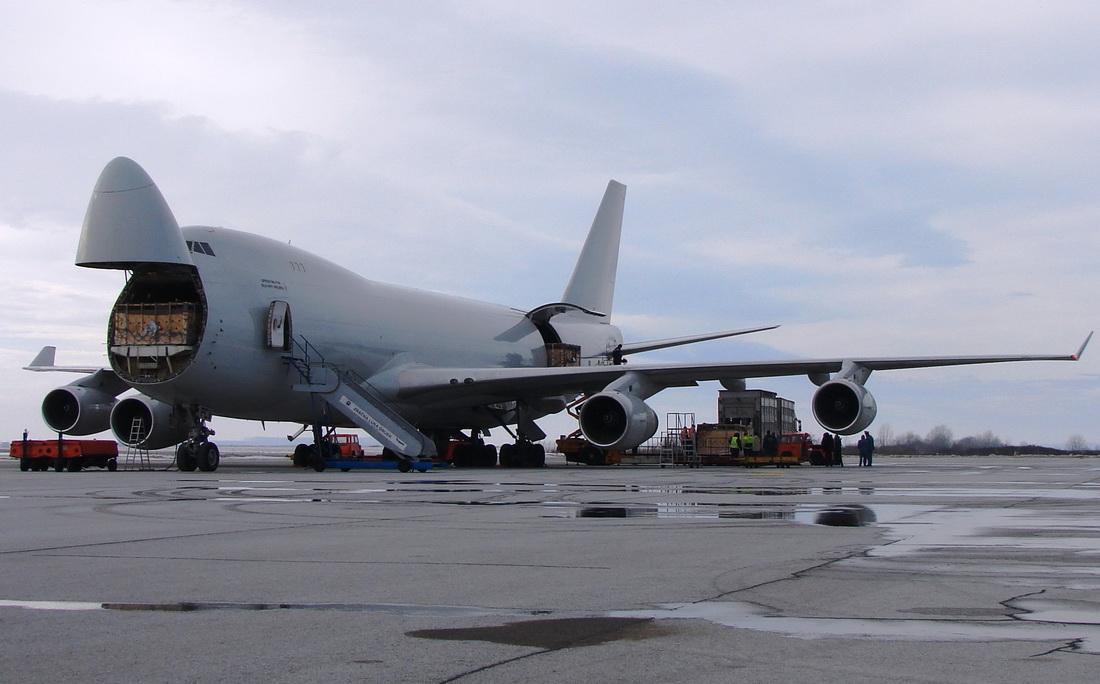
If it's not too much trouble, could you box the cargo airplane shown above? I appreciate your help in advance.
[26,157,1090,471]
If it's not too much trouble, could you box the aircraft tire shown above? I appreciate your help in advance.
[479,444,498,468]
[310,448,326,472]
[499,444,514,467]
[197,443,220,472]
[176,444,197,472]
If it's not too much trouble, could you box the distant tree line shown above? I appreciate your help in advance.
[864,423,1097,456]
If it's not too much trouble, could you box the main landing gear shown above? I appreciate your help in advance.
[499,439,546,468]
[175,408,219,472]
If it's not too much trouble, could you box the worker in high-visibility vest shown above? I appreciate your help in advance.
[729,433,742,457]
[742,432,757,454]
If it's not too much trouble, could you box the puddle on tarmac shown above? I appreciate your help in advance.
[407,616,666,650]
[616,601,1100,653]
[547,502,891,527]
[0,600,533,618]
[1010,598,1100,625]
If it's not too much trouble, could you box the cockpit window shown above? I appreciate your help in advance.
[185,241,216,256]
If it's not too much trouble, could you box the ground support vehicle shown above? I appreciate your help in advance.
[438,431,505,468]
[291,433,433,472]
[11,438,119,472]
[557,430,623,465]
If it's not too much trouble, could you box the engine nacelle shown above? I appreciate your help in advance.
[578,391,659,451]
[110,396,189,449]
[812,379,878,435]
[42,386,116,435]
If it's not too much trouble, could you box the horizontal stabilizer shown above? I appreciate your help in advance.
[23,346,104,374]
[615,325,780,357]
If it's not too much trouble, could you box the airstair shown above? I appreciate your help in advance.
[659,412,699,468]
[284,337,435,460]
[122,416,153,471]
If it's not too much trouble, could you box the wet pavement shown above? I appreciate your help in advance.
[2,454,1100,682]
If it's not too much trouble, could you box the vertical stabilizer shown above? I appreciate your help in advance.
[561,180,626,317]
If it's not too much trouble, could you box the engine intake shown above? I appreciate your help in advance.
[578,391,658,451]
[110,396,189,449]
[812,379,877,435]
[42,386,116,435]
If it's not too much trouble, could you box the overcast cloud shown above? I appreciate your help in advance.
[1,1,1096,447]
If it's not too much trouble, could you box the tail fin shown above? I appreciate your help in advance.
[561,180,626,317]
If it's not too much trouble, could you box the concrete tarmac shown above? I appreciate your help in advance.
[2,454,1100,683]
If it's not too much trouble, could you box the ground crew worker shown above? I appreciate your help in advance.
[742,432,756,454]
[729,432,742,457]
[763,431,778,459]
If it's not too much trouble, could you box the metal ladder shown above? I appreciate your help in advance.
[660,412,699,467]
[123,416,152,471]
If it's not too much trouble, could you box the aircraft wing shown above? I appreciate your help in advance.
[382,333,1091,406]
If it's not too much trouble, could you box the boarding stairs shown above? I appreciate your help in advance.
[659,412,699,468]
[123,416,153,471]
[284,337,435,460]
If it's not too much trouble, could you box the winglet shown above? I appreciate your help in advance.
[1073,331,1093,360]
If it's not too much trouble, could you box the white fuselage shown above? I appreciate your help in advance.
[123,226,621,429]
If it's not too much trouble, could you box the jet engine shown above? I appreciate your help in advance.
[110,396,189,449]
[42,386,117,435]
[811,379,877,435]
[578,391,659,451]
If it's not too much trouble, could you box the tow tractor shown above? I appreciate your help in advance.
[10,437,119,472]
[557,429,623,465]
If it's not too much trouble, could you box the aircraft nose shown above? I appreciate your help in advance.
[76,157,194,270]
[94,157,156,194]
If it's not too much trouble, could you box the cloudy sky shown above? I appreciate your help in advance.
[1,1,1096,449]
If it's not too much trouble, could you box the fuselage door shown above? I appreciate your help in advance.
[267,300,292,351]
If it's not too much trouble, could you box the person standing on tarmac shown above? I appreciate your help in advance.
[821,432,834,467]
[834,434,844,466]
[729,432,742,458]
[864,431,875,466]
[742,432,756,456]
[763,431,778,460]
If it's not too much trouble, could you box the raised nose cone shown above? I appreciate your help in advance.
[76,157,194,269]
